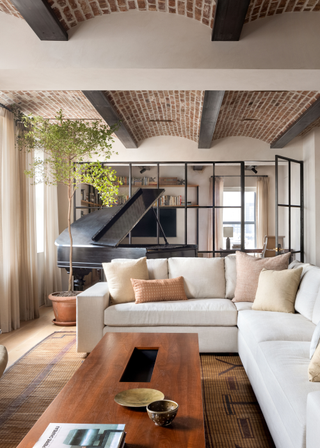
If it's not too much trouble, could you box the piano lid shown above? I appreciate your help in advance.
[92,188,165,247]
[55,188,165,248]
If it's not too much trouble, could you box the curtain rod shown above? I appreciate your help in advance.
[211,175,268,178]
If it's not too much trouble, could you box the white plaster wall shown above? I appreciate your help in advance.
[109,135,303,162]
[1,12,320,89]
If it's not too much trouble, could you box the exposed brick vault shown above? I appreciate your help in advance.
[1,90,320,145]
[105,91,204,143]
[213,91,320,144]
[0,0,319,31]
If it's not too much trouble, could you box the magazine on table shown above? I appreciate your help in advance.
[33,423,126,448]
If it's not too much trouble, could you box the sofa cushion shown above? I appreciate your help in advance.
[292,265,320,321]
[103,257,149,304]
[253,267,302,313]
[234,302,252,312]
[104,298,237,327]
[131,277,187,304]
[168,257,225,299]
[310,321,320,359]
[256,340,320,448]
[112,258,168,280]
[225,254,236,299]
[233,251,291,303]
[237,309,315,360]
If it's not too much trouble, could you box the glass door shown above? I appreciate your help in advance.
[275,155,304,262]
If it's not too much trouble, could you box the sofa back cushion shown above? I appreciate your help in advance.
[225,254,237,299]
[168,257,225,299]
[292,265,320,321]
[112,258,168,280]
[313,291,320,325]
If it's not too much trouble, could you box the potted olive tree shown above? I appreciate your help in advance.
[17,110,120,325]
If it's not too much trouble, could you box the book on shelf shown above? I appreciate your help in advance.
[159,195,183,206]
[33,423,126,448]
[116,176,157,186]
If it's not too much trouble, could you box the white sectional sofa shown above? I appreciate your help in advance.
[76,256,320,448]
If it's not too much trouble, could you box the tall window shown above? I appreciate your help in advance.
[223,189,256,249]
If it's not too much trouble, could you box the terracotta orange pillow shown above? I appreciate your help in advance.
[233,251,291,303]
[131,277,187,304]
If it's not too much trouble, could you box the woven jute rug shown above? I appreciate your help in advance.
[0,332,274,448]
[201,355,275,448]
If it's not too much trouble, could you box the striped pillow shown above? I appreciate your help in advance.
[131,277,187,304]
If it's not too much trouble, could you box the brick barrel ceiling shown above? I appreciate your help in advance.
[0,0,319,31]
[1,90,320,145]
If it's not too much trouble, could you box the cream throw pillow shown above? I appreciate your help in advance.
[233,251,291,303]
[103,257,149,304]
[309,342,320,382]
[252,267,303,313]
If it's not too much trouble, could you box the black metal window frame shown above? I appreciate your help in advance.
[223,190,257,249]
[275,155,304,262]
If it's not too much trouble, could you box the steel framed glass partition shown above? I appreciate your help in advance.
[275,155,304,262]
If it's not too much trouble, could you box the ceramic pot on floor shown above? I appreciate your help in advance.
[48,293,77,326]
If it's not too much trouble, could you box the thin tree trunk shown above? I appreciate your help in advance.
[68,183,73,292]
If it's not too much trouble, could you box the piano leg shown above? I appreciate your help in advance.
[66,268,92,291]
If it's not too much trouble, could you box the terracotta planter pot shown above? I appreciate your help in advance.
[48,292,77,326]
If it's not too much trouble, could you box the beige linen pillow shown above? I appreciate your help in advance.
[309,342,320,382]
[252,267,303,313]
[131,277,187,304]
[103,257,149,304]
[233,251,291,303]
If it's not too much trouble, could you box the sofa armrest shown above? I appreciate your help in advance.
[307,391,320,448]
[76,282,110,353]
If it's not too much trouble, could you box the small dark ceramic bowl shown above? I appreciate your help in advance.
[146,399,179,426]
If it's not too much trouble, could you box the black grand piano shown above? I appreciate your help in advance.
[56,188,197,289]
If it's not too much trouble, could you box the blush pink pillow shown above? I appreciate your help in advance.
[233,251,291,303]
[131,277,187,304]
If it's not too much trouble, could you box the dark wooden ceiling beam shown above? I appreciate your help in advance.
[82,91,138,149]
[271,97,320,149]
[212,0,251,41]
[9,0,68,41]
[198,91,225,149]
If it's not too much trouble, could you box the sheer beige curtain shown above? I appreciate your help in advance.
[0,109,39,332]
[256,177,269,249]
[43,182,62,305]
[208,177,224,257]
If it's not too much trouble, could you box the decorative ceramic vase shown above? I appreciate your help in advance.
[48,292,77,326]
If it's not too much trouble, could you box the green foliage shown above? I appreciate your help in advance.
[17,110,119,205]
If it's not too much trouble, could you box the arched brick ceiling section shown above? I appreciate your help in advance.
[105,91,204,143]
[246,0,320,23]
[0,0,22,18]
[213,91,320,144]
[0,90,101,120]
[1,89,320,144]
[1,0,319,31]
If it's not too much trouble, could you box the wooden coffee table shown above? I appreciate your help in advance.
[17,332,206,448]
